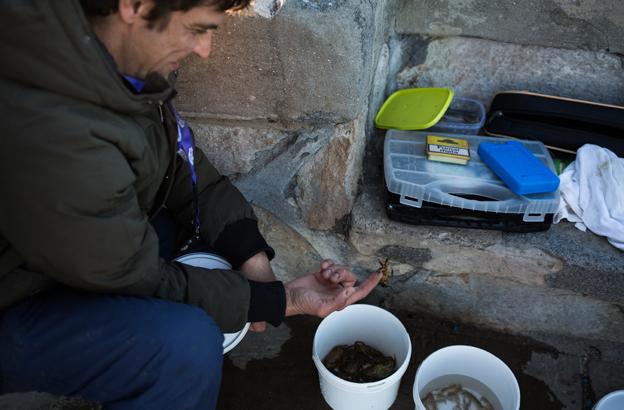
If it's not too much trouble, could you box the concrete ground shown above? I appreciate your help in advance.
[218,308,624,410]
[1,303,622,409]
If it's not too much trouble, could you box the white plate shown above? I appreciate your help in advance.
[175,252,250,354]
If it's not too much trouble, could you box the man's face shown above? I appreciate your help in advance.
[124,3,226,79]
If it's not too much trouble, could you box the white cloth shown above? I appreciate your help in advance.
[554,144,624,250]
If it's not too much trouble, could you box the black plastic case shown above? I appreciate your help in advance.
[385,192,553,233]
[484,91,624,156]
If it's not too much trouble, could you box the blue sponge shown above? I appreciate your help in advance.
[478,141,560,195]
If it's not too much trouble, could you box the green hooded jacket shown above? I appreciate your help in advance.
[0,0,280,332]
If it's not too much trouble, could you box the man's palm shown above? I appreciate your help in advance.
[285,261,381,318]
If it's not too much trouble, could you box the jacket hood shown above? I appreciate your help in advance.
[0,0,172,113]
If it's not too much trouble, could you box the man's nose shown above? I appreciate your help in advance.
[194,32,212,59]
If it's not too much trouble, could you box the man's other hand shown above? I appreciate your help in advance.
[284,259,382,318]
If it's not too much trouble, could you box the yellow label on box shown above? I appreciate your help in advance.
[426,135,470,159]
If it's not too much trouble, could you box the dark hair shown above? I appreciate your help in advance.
[80,0,251,29]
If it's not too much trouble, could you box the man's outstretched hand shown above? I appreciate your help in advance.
[284,259,382,318]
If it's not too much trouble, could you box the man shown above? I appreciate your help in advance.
[0,0,381,409]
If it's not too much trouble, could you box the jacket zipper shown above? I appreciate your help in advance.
[148,100,178,220]
[158,103,164,123]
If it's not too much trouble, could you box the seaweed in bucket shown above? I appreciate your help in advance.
[322,341,396,383]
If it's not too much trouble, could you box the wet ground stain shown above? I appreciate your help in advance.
[218,308,565,409]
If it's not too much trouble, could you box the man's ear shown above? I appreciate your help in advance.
[118,0,148,25]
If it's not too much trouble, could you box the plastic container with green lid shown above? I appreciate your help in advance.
[429,96,486,135]
[375,88,454,130]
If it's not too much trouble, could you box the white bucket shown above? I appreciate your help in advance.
[312,304,412,410]
[594,390,624,410]
[175,252,250,354]
[413,345,520,410]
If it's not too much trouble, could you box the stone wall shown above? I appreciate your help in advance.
[394,0,624,53]
[179,0,624,235]
[395,37,624,106]
[178,0,390,232]
[177,0,624,354]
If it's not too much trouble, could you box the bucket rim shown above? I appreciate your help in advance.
[175,252,231,268]
[413,345,521,409]
[312,304,412,391]
[174,252,248,354]
[595,390,624,409]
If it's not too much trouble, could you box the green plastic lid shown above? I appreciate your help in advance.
[375,88,454,130]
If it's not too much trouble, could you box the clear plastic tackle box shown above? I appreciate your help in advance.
[384,130,560,224]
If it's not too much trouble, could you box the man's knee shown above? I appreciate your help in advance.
[0,294,225,409]
[144,303,225,383]
[125,302,225,409]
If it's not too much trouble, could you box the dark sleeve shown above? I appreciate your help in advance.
[165,143,275,268]
[213,219,275,269]
[248,280,286,326]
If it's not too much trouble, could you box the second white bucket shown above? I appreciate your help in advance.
[175,252,250,354]
[413,345,520,410]
[312,304,412,410]
[594,390,624,410]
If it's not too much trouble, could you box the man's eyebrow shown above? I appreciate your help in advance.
[191,23,219,31]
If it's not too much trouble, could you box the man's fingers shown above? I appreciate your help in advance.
[320,267,334,280]
[321,271,382,316]
[320,259,335,271]
[317,259,337,281]
[343,271,382,305]
[317,266,358,289]
[315,268,334,285]
[330,268,357,287]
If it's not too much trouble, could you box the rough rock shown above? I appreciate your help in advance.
[252,0,286,18]
[367,42,390,131]
[422,244,563,287]
[395,0,624,53]
[387,273,624,344]
[349,190,503,256]
[190,120,292,178]
[294,119,365,230]
[235,126,335,227]
[349,184,624,345]
[254,206,321,282]
[175,0,383,123]
[397,37,624,106]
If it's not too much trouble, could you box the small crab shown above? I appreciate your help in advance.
[378,257,393,287]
